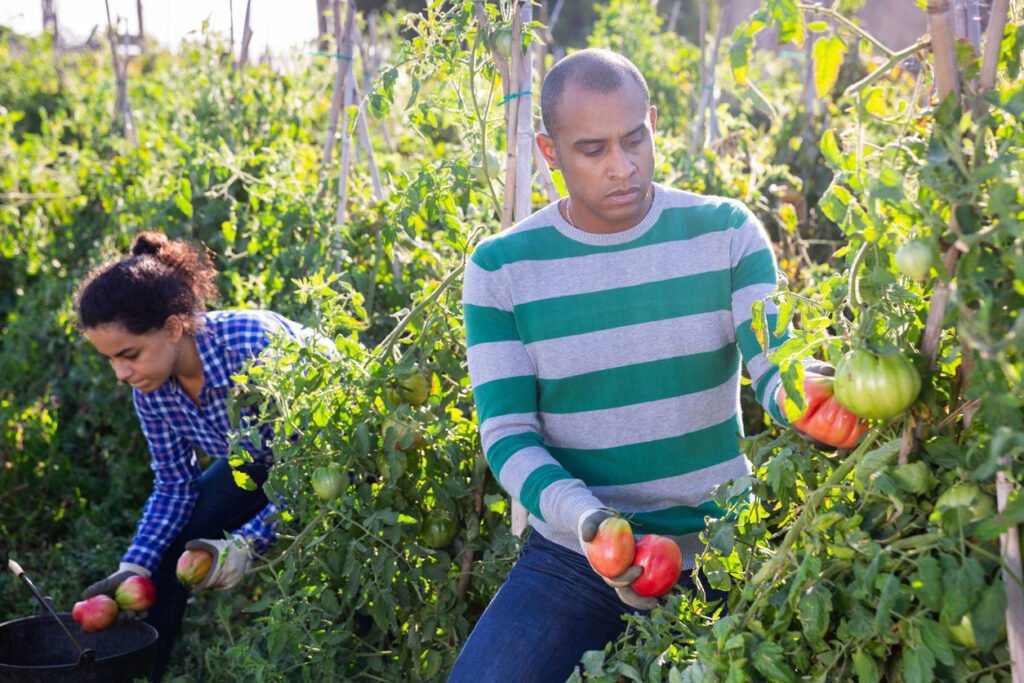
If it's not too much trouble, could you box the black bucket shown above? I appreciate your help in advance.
[0,612,158,682]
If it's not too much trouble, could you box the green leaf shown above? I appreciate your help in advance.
[902,646,935,683]
[919,617,955,666]
[909,556,942,611]
[852,649,879,683]
[799,583,831,645]
[752,641,796,682]
[232,470,257,491]
[820,129,843,169]
[855,440,901,482]
[971,582,1007,652]
[813,35,847,99]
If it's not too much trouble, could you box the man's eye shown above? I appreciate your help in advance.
[582,148,602,157]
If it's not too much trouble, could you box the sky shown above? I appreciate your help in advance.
[0,0,321,56]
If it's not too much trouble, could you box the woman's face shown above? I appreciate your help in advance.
[85,319,183,393]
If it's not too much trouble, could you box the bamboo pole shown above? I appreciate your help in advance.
[103,0,138,148]
[690,0,729,155]
[316,0,331,52]
[500,10,524,229]
[322,0,357,171]
[334,60,356,228]
[513,3,534,224]
[235,0,253,74]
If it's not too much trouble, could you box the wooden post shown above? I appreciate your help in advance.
[322,0,357,170]
[136,0,144,47]
[690,0,729,155]
[103,0,138,148]
[235,0,253,74]
[316,0,331,52]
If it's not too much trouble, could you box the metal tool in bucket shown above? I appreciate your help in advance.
[2,558,158,683]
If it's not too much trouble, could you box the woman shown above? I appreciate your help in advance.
[76,231,320,681]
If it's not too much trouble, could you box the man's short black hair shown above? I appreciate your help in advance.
[540,48,650,138]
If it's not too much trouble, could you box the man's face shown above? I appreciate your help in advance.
[538,78,657,234]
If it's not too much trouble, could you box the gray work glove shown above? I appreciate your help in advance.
[82,562,151,621]
[577,508,660,611]
[185,535,253,592]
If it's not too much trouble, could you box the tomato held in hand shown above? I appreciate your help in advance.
[176,549,214,586]
[115,575,157,611]
[72,594,118,632]
[587,517,635,578]
[629,534,683,598]
[786,376,867,449]
[833,349,921,420]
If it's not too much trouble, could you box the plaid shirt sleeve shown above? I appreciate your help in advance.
[122,392,202,573]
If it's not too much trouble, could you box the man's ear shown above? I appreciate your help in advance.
[163,315,184,343]
[649,106,657,132]
[536,132,559,170]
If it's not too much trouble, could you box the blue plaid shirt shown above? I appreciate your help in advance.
[123,309,316,572]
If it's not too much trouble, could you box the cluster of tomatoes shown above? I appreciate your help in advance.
[587,517,684,598]
[788,348,922,450]
[308,367,457,549]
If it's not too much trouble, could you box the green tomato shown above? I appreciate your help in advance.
[420,509,457,548]
[375,449,416,483]
[894,241,933,280]
[935,482,996,525]
[385,370,430,407]
[490,26,513,59]
[311,463,346,501]
[833,349,921,419]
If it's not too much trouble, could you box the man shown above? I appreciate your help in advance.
[453,48,834,681]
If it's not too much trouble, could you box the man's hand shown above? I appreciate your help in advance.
[185,535,253,592]
[577,509,660,611]
[82,562,151,621]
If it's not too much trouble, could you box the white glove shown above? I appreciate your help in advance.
[184,535,253,592]
[577,508,659,611]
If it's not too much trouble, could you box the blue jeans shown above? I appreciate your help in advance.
[143,458,270,682]
[449,530,727,683]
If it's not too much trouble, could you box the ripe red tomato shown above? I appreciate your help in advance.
[834,349,921,419]
[587,517,635,578]
[785,376,867,449]
[176,549,214,586]
[72,594,119,632]
[629,534,683,598]
[115,575,157,611]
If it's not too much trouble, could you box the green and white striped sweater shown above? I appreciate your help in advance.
[463,184,791,569]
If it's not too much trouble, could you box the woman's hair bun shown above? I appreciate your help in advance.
[130,231,169,258]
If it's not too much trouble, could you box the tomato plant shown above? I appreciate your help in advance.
[629,534,682,598]
[785,376,867,449]
[833,349,921,420]
[587,517,636,578]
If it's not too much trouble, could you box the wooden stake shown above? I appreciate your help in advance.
[322,0,357,170]
[235,0,253,74]
[103,0,138,148]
